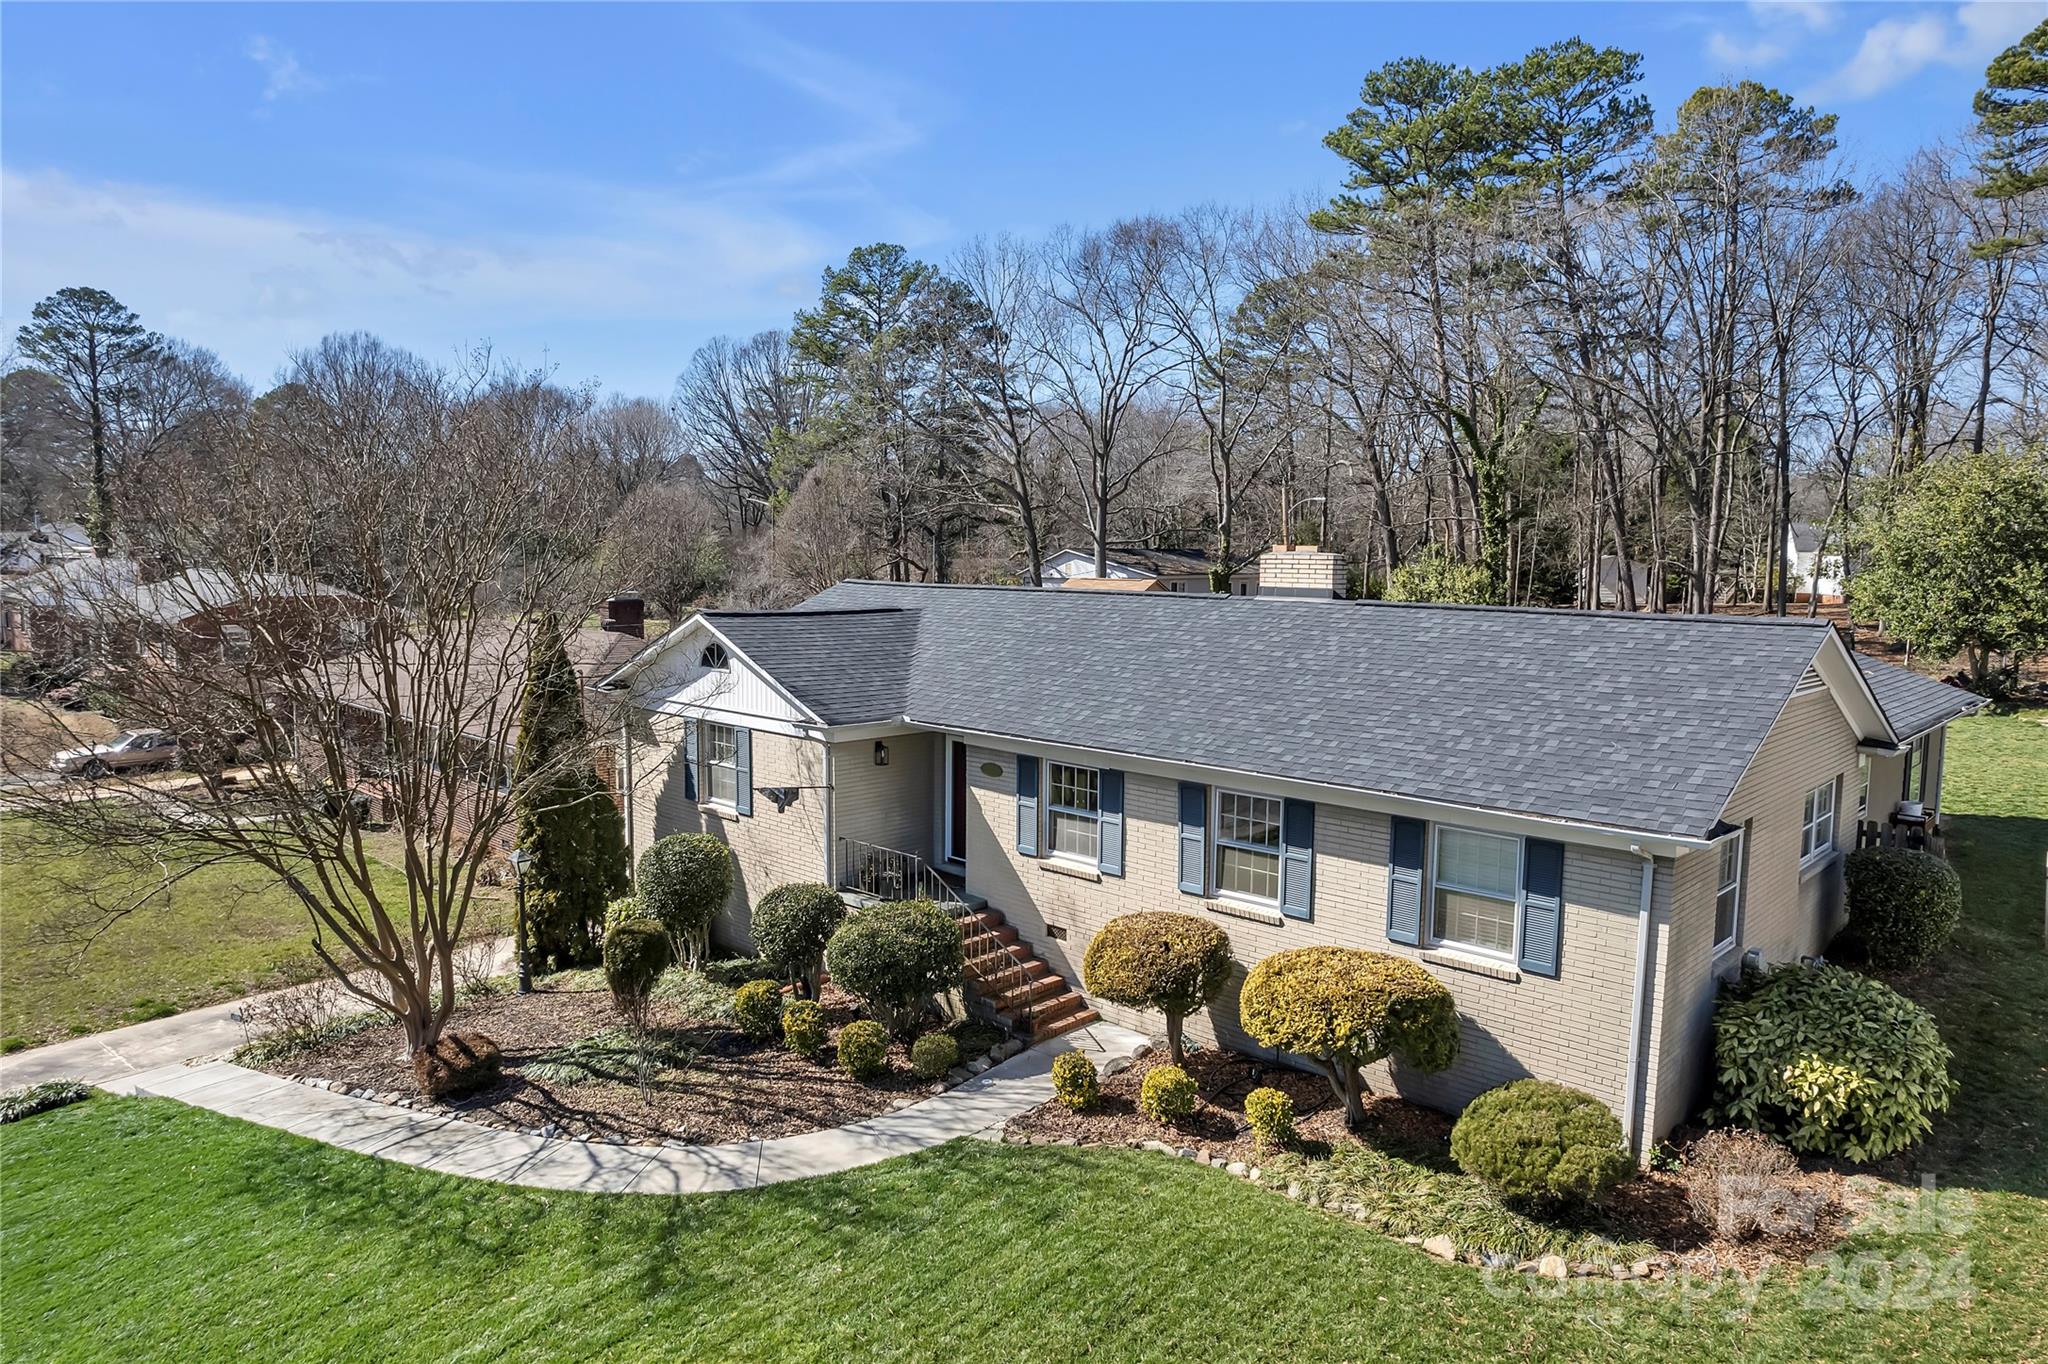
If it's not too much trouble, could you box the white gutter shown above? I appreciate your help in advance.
[618,719,636,881]
[1621,847,1657,1158]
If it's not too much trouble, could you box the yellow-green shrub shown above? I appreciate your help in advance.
[781,998,826,1056]
[1140,1064,1198,1125]
[836,1019,889,1080]
[1708,963,1955,1162]
[1051,1052,1099,1110]
[1238,947,1459,1128]
[1449,1079,1633,1205]
[1243,1086,1294,1149]
[732,979,782,1040]
[1082,912,1233,1065]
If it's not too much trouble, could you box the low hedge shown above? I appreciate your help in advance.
[837,1019,889,1080]
[1843,847,1962,970]
[1708,962,1955,1162]
[1449,1079,1633,1205]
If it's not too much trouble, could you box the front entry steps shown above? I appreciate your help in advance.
[957,908,1098,1042]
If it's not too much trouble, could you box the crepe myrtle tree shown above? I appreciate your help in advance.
[0,334,619,1058]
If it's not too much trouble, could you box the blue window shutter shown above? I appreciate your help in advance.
[1519,838,1564,977]
[1015,755,1039,856]
[682,718,699,803]
[733,727,753,817]
[1098,769,1125,877]
[1280,798,1315,920]
[1387,816,1425,945]
[1177,782,1208,895]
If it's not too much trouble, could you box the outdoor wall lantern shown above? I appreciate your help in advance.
[873,741,889,766]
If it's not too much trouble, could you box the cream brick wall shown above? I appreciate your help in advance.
[960,746,1663,1127]
[627,715,828,954]
[832,733,937,862]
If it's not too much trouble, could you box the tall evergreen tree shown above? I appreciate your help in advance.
[1975,18,2048,202]
[513,612,629,970]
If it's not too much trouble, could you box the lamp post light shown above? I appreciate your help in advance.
[508,846,536,995]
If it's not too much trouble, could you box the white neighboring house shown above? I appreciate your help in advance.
[1787,522,1844,602]
[1037,546,1256,595]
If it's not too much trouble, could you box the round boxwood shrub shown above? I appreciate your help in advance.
[1708,962,1956,1162]
[1244,1086,1295,1150]
[910,1032,960,1081]
[1140,1063,1199,1125]
[825,900,965,1035]
[1082,911,1233,1065]
[837,1018,889,1080]
[781,998,826,1056]
[1450,1079,1634,1205]
[733,979,783,1040]
[1239,947,1460,1129]
[637,832,733,968]
[603,917,673,1004]
[1051,1052,1099,1110]
[751,882,847,997]
[1843,847,1962,971]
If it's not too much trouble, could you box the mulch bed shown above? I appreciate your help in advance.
[1004,1049,1852,1270]
[247,981,943,1145]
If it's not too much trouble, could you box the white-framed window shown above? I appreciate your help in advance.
[1800,779,1837,863]
[221,625,251,661]
[1046,762,1100,865]
[699,642,729,670]
[1431,825,1520,958]
[1213,789,1282,904]
[1713,828,1744,956]
[698,721,739,808]
[1857,755,1871,820]
[1903,735,1929,804]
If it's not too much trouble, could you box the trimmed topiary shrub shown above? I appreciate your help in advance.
[411,1030,504,1100]
[603,917,673,1013]
[837,1018,889,1080]
[1683,1129,1821,1241]
[751,882,847,998]
[910,1032,960,1081]
[1450,1079,1633,1206]
[781,998,827,1056]
[1082,912,1234,1066]
[1843,847,1963,971]
[1051,1052,1099,1110]
[1244,1086,1295,1150]
[1140,1064,1199,1124]
[1709,962,1956,1162]
[637,832,734,968]
[1239,947,1460,1129]
[825,900,965,1035]
[733,979,782,1040]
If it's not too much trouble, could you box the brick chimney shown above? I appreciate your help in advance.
[1256,546,1346,600]
[601,592,645,638]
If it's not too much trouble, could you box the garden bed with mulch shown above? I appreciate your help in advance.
[243,973,994,1145]
[1003,1048,1854,1273]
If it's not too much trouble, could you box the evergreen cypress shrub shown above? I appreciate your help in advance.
[1051,1052,1099,1109]
[1140,1064,1199,1124]
[781,998,827,1056]
[733,979,782,1040]
[1081,912,1233,1065]
[1243,1086,1295,1149]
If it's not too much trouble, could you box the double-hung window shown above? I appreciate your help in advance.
[1857,755,1871,820]
[1903,735,1929,804]
[1213,790,1282,904]
[1713,829,1744,955]
[1800,779,1837,864]
[698,721,740,808]
[1431,826,1519,957]
[1046,762,1100,865]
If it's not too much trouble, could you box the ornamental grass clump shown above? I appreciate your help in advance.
[1683,1129,1822,1241]
[1239,947,1459,1129]
[1140,1064,1199,1125]
[1708,962,1955,1162]
[732,979,783,1040]
[1842,847,1963,971]
[1082,912,1233,1065]
[1051,1052,1099,1110]
[1243,1086,1295,1150]
[825,900,964,1035]
[1449,1080,1633,1206]
[751,882,848,998]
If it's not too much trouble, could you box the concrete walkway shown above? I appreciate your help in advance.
[94,1021,1152,1194]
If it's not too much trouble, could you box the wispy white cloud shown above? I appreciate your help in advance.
[244,35,326,103]
[1808,1,2048,102]
[1749,0,1840,33]
[1707,31,1789,68]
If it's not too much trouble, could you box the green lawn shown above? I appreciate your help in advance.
[1,713,2043,1362]
[0,818,499,1048]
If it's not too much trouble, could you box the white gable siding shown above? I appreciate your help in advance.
[628,629,812,733]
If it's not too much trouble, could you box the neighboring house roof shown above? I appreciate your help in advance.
[1042,546,1221,579]
[133,569,353,627]
[0,559,355,626]
[0,556,141,610]
[1584,556,1655,602]
[1788,521,1823,554]
[1854,654,1983,741]
[620,581,1976,841]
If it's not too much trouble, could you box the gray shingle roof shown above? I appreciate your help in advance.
[753,582,1873,840]
[1788,521,1823,553]
[1854,654,1984,740]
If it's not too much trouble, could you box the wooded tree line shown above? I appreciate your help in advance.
[6,27,2045,620]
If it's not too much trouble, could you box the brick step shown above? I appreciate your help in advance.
[961,925,1018,955]
[1024,994,1099,1040]
[986,973,1069,1012]
[964,951,1047,985]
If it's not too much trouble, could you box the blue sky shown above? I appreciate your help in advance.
[4,2,2041,397]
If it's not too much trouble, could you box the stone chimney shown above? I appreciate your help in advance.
[601,592,646,638]
[1256,546,1346,600]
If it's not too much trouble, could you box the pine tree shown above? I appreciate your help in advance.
[1975,18,2048,202]
[513,612,629,970]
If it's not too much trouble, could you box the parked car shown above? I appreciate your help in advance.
[48,729,180,778]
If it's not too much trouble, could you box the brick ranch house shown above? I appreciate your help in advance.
[597,581,1980,1153]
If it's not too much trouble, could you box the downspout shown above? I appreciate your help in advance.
[619,718,636,883]
[1621,846,1657,1159]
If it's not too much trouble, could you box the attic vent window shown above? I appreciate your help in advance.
[698,643,729,671]
[1792,667,1825,697]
